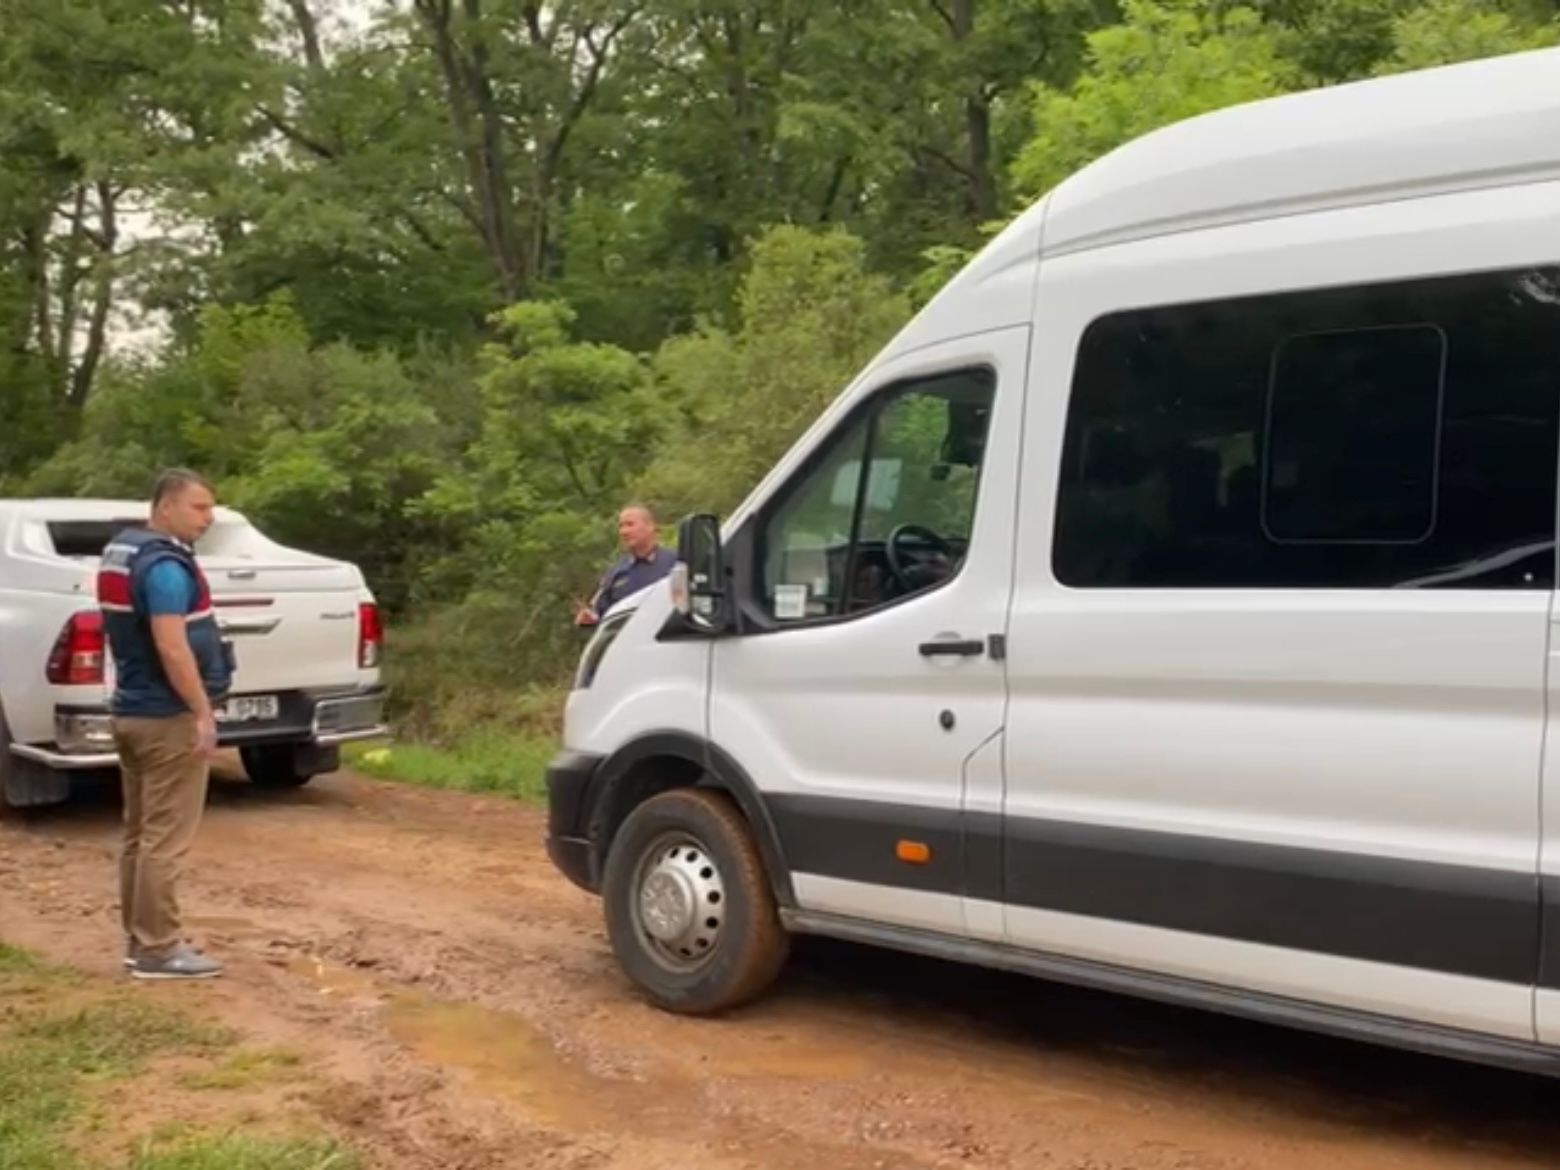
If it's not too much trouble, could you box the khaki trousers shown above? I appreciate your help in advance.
[114,714,209,958]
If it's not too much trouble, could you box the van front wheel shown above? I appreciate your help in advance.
[602,788,789,1014]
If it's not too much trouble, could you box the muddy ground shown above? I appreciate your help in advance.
[3,768,1560,1169]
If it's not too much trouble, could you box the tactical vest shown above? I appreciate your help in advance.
[97,529,233,717]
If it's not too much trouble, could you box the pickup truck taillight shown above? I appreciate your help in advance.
[47,611,106,686]
[358,603,383,669]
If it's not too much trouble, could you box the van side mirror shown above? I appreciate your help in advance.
[669,512,730,634]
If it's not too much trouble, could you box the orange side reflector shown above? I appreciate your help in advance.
[896,840,932,865]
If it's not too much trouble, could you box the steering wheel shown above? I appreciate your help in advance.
[885,523,954,591]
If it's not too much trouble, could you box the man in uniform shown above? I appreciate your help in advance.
[576,504,676,628]
[99,469,233,980]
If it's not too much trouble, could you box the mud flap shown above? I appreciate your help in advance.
[294,743,340,777]
[2,759,72,808]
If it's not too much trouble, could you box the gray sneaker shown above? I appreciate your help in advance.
[131,944,223,981]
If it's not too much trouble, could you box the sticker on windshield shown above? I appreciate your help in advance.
[774,584,808,620]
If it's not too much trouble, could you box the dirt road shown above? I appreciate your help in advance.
[3,771,1559,1170]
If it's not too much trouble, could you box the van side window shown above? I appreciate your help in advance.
[1053,268,1560,589]
[760,369,995,621]
[1265,325,1445,544]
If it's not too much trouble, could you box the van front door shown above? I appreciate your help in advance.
[707,327,1028,938]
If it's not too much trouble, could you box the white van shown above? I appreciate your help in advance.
[546,48,1560,1073]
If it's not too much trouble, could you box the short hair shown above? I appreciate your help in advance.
[151,468,214,507]
[620,502,656,524]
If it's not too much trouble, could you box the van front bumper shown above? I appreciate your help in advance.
[546,749,604,893]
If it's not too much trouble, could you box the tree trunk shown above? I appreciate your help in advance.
[69,182,117,407]
[952,0,999,221]
[964,95,998,220]
[415,0,526,301]
[286,0,325,71]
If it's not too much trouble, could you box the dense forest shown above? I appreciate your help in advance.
[3,0,1555,737]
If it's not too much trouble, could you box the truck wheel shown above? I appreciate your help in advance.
[602,787,789,1015]
[241,744,337,788]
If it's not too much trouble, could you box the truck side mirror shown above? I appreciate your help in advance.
[670,512,730,634]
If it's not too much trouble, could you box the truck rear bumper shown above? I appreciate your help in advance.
[13,686,389,770]
[10,743,120,770]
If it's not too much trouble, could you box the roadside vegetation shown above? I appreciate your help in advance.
[0,942,356,1170]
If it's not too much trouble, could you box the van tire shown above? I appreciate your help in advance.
[602,787,789,1015]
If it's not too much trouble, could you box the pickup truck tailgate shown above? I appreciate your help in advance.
[202,557,363,694]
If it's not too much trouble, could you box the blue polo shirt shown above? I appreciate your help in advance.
[593,547,676,616]
[143,560,197,616]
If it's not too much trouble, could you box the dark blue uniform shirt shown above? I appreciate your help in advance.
[593,546,676,616]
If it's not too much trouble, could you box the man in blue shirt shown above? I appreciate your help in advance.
[98,469,233,981]
[576,504,677,627]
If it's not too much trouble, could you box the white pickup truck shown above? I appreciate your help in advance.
[0,499,388,811]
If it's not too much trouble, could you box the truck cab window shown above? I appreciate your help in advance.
[760,369,995,622]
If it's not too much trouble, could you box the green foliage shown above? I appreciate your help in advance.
[1013,0,1297,201]
[26,295,454,607]
[347,732,553,803]
[1376,0,1560,73]
[636,226,911,520]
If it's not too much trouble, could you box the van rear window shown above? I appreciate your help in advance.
[47,520,145,558]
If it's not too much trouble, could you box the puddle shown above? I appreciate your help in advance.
[279,954,624,1126]
[277,955,881,1140]
[384,996,612,1128]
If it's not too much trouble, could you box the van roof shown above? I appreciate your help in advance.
[882,48,1560,364]
[1041,46,1560,257]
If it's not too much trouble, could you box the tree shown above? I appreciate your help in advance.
[1377,0,1558,72]
[418,300,662,591]
[1012,0,1296,201]
[407,0,644,303]
[0,0,271,413]
[636,225,911,520]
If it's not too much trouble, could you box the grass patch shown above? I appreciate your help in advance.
[0,940,352,1170]
[347,728,553,802]
[130,1133,358,1170]
[0,940,46,975]
[16,1001,233,1077]
[179,1048,304,1092]
[0,978,224,1170]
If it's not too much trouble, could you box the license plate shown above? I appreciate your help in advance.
[216,695,279,723]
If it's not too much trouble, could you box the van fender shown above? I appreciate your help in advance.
[588,731,796,908]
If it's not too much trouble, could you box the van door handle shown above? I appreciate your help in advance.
[918,638,984,658]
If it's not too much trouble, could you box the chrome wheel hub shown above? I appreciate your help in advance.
[633,834,727,971]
